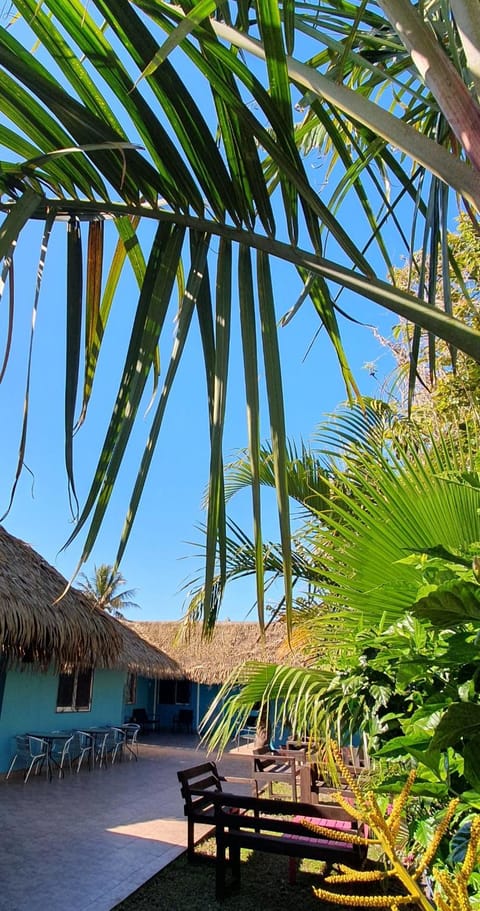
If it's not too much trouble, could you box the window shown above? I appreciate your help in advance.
[176,679,191,705]
[159,678,191,705]
[56,668,93,712]
[125,672,137,705]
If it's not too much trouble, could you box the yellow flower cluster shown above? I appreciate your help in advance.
[434,814,480,911]
[387,770,417,841]
[325,868,396,885]
[301,817,370,846]
[313,885,413,907]
[413,799,459,880]
[309,742,479,911]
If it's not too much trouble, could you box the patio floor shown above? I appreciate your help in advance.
[0,733,253,911]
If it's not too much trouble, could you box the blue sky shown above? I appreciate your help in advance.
[0,218,396,622]
[0,12,403,621]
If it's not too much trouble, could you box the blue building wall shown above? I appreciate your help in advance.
[0,666,127,773]
[123,675,156,723]
[197,683,221,730]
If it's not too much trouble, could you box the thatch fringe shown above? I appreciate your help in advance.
[0,526,179,677]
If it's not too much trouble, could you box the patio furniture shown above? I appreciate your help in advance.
[109,727,126,764]
[252,746,307,801]
[213,791,368,900]
[74,731,94,773]
[172,708,194,734]
[88,728,113,768]
[122,723,140,761]
[129,707,157,733]
[26,730,74,780]
[177,760,259,862]
[5,734,49,782]
[50,732,74,778]
[300,746,369,802]
[236,714,258,747]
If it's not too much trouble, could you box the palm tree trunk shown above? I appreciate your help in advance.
[254,703,270,750]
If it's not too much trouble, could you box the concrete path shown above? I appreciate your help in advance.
[0,734,252,911]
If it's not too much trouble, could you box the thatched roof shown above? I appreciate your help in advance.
[127,621,305,684]
[116,622,181,678]
[0,525,180,677]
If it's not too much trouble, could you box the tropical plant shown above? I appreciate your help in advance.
[198,404,480,806]
[1,2,480,630]
[78,563,140,617]
[310,745,480,911]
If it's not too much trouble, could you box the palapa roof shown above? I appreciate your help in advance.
[127,620,304,684]
[116,622,181,678]
[0,525,180,677]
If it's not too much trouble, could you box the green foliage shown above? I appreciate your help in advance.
[200,403,480,813]
[388,213,480,425]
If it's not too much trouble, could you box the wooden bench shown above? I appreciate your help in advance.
[177,761,258,861]
[299,749,369,804]
[252,746,307,801]
[213,791,368,900]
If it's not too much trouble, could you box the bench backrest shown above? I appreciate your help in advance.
[252,746,307,772]
[212,790,366,844]
[177,761,224,820]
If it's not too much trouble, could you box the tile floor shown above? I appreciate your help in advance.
[0,734,252,911]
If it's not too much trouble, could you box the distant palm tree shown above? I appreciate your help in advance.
[79,564,140,618]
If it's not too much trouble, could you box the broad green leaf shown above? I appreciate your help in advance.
[65,215,82,516]
[0,187,40,260]
[134,0,218,79]
[412,580,480,626]
[429,702,480,751]
[257,250,292,631]
[203,238,231,637]
[463,735,480,790]
[238,244,264,631]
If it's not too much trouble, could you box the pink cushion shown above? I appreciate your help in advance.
[285,816,354,851]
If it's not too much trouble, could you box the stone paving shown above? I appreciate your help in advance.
[0,734,252,911]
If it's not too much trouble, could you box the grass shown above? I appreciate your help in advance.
[114,834,345,911]
[114,785,399,911]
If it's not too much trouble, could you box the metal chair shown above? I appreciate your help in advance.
[172,708,194,734]
[50,733,74,778]
[109,727,126,764]
[93,729,112,769]
[5,735,49,782]
[75,731,94,773]
[123,723,140,761]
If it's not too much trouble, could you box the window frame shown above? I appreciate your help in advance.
[56,667,93,713]
[125,671,137,705]
[159,678,191,706]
